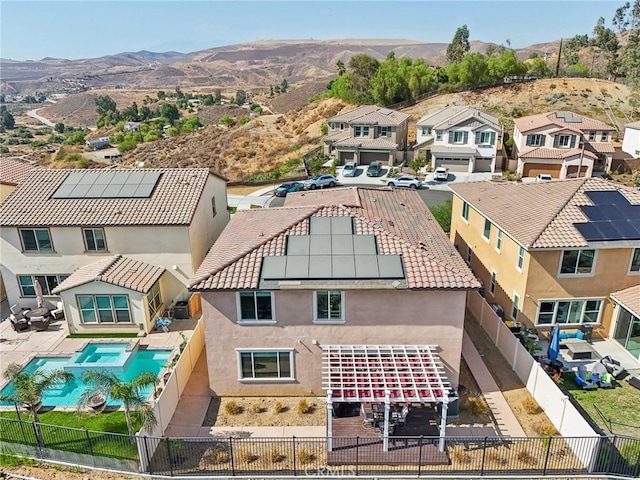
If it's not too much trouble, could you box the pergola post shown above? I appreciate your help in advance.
[438,397,449,452]
[327,390,333,452]
[383,390,391,452]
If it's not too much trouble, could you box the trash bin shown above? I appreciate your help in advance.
[173,301,190,320]
[580,324,593,342]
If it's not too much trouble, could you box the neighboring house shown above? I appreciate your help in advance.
[189,186,479,402]
[0,167,229,334]
[323,105,410,166]
[449,178,640,362]
[86,137,111,150]
[512,111,615,179]
[414,106,501,174]
[123,122,141,132]
[621,121,640,159]
[0,159,39,301]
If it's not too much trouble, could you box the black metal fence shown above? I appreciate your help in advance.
[2,417,639,477]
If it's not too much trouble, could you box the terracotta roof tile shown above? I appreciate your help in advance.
[334,137,398,149]
[586,142,616,154]
[0,168,213,226]
[514,111,614,134]
[519,147,596,160]
[450,178,640,249]
[0,158,40,186]
[53,255,165,294]
[611,285,640,317]
[190,188,478,291]
[328,105,410,126]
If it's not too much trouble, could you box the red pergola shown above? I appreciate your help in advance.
[322,345,452,452]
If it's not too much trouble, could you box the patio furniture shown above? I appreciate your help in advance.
[628,375,640,391]
[10,314,30,332]
[24,307,51,320]
[29,315,50,331]
[575,365,596,390]
[392,405,409,427]
[9,304,28,321]
[50,302,64,320]
[566,340,596,360]
[601,356,626,379]
[361,404,375,427]
[155,317,172,333]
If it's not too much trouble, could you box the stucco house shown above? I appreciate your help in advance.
[512,111,615,179]
[0,167,229,334]
[622,121,640,159]
[323,105,410,166]
[190,187,478,420]
[414,106,501,174]
[449,178,640,362]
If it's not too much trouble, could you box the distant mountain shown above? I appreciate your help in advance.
[0,39,559,95]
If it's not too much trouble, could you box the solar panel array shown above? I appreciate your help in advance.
[575,190,640,242]
[261,216,405,281]
[52,171,162,199]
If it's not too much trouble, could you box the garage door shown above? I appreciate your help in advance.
[522,163,562,178]
[566,165,589,177]
[339,151,354,164]
[474,158,493,173]
[360,151,389,165]
[436,157,469,172]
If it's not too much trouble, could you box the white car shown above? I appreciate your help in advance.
[434,167,449,181]
[342,162,357,177]
[536,174,553,182]
[386,175,422,189]
[304,174,337,190]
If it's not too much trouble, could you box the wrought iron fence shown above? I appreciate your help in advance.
[1,417,639,477]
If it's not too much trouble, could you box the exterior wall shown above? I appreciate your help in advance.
[202,289,467,397]
[58,281,147,335]
[622,127,640,158]
[0,225,192,310]
[0,183,16,203]
[517,155,594,179]
[187,175,230,275]
[394,120,409,150]
[450,195,529,320]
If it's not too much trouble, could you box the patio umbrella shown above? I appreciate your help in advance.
[34,278,45,308]
[547,324,560,360]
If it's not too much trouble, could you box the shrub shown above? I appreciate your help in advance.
[273,401,286,414]
[521,397,542,414]
[451,445,471,463]
[486,450,506,465]
[320,122,328,135]
[242,451,258,463]
[251,401,264,414]
[76,158,89,169]
[213,451,230,464]
[224,400,243,415]
[408,155,426,174]
[297,399,313,414]
[465,395,489,416]
[269,449,284,463]
[517,450,536,465]
[297,449,314,464]
[533,422,557,437]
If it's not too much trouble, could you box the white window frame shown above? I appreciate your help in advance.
[236,349,295,382]
[489,271,497,296]
[517,246,525,272]
[558,249,596,276]
[314,291,345,323]
[461,201,470,222]
[483,218,491,242]
[629,248,640,274]
[535,298,604,326]
[526,134,545,146]
[452,131,465,144]
[478,132,492,145]
[77,294,132,324]
[601,132,608,141]
[511,293,520,320]
[236,291,276,324]
[354,126,369,137]
[421,126,432,135]
[19,228,53,252]
[558,135,571,147]
[18,274,69,297]
[435,130,443,141]
[496,229,503,253]
[588,131,596,141]
[378,126,391,137]
[83,227,107,252]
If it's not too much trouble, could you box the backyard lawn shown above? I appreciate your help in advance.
[562,373,640,437]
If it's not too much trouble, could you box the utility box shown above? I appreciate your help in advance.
[173,301,190,320]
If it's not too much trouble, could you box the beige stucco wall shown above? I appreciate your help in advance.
[201,288,467,397]
[0,183,16,203]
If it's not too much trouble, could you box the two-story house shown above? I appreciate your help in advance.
[449,178,640,361]
[323,105,410,166]
[512,111,615,179]
[189,187,479,408]
[622,121,640,159]
[414,106,501,174]
[0,167,229,334]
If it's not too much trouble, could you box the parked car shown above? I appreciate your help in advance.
[342,162,357,177]
[536,173,553,182]
[274,182,304,197]
[366,162,383,177]
[386,175,422,189]
[434,167,449,181]
[304,174,337,190]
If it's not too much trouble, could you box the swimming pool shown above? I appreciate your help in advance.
[0,343,172,408]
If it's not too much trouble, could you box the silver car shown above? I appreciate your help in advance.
[386,175,422,189]
[342,162,357,177]
[304,174,337,190]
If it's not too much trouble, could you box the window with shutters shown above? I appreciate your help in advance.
[588,131,596,140]
[421,127,432,135]
[526,134,545,146]
[601,132,608,141]
[558,135,571,147]
[435,130,443,141]
[451,131,465,143]
[478,131,495,145]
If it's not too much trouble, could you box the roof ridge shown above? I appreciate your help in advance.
[188,206,323,288]
[529,178,589,248]
[96,254,123,282]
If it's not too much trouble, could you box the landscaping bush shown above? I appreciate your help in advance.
[224,401,243,415]
[465,395,489,416]
[296,399,313,414]
[269,449,285,463]
[242,451,258,463]
[251,401,264,414]
[213,451,229,464]
[516,450,536,465]
[273,401,286,414]
[297,449,314,464]
[521,397,542,414]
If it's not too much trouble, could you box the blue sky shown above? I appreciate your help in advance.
[1,1,622,60]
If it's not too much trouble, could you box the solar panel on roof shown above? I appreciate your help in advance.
[310,235,331,255]
[333,255,355,278]
[63,172,85,185]
[287,236,310,255]
[353,235,377,254]
[612,221,640,240]
[285,256,309,278]
[85,184,108,198]
[332,235,354,255]
[355,255,380,278]
[310,217,331,234]
[309,255,332,278]
[575,223,601,242]
[261,256,286,279]
[585,190,628,205]
[378,255,404,278]
[102,183,124,197]
[134,183,156,198]
[118,184,139,198]
[52,171,161,199]
[331,217,353,234]
[577,190,640,242]
[69,184,91,197]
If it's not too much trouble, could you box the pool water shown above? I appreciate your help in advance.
[0,345,172,408]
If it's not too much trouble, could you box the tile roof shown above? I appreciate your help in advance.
[334,137,398,149]
[324,131,351,143]
[431,145,476,155]
[328,105,410,126]
[190,187,478,291]
[587,142,616,154]
[519,147,597,160]
[0,168,213,226]
[450,178,640,249]
[611,285,640,317]
[513,111,614,134]
[52,255,165,294]
[0,159,39,186]
[416,106,500,131]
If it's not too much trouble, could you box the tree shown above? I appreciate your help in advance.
[0,106,15,130]
[121,101,140,122]
[95,95,118,117]
[218,114,235,127]
[280,79,288,93]
[160,102,180,125]
[429,200,452,233]
[54,122,65,134]
[591,17,620,79]
[446,25,470,63]
[613,1,640,89]
[458,53,489,86]
[234,89,247,105]
[563,34,589,67]
[345,54,380,103]
[214,89,222,104]
[336,59,346,76]
[528,57,552,77]
[78,371,157,436]
[0,363,74,443]
[487,49,528,82]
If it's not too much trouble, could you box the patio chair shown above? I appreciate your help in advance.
[575,364,596,390]
[50,301,64,320]
[361,404,375,427]
[29,316,50,331]
[601,356,626,379]
[9,304,28,321]
[10,314,30,332]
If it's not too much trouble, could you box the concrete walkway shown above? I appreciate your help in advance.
[461,331,526,437]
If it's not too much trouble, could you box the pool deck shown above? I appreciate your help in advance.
[0,313,198,391]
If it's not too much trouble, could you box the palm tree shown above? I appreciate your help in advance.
[78,371,157,436]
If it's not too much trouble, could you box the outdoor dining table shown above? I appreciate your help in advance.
[24,307,51,319]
